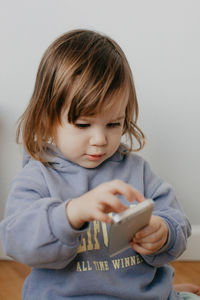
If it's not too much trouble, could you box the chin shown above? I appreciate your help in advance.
[81,160,105,169]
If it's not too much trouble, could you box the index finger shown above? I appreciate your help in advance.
[109,180,145,203]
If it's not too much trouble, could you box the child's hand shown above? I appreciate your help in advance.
[130,216,168,255]
[66,180,145,229]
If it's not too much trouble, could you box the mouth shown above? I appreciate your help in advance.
[86,154,105,161]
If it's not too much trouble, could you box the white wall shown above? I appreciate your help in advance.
[0,0,200,259]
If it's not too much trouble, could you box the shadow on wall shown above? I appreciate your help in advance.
[0,111,22,221]
[0,115,6,220]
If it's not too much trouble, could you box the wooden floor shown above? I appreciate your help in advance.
[0,260,30,300]
[0,260,200,300]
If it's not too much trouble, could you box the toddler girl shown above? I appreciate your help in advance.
[0,29,198,299]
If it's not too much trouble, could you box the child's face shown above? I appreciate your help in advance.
[54,93,128,168]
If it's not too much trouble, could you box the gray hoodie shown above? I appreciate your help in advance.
[0,145,191,299]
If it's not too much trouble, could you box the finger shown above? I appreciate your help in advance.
[135,216,163,239]
[131,242,155,255]
[134,232,160,245]
[134,223,161,241]
[138,238,163,250]
[132,228,167,252]
[100,194,128,213]
[92,210,112,224]
[109,180,145,203]
[132,237,164,254]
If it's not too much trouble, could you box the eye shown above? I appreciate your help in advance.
[75,123,90,129]
[107,122,121,128]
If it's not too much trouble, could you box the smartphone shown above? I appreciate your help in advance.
[108,199,154,257]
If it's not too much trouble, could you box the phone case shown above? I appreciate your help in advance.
[108,199,154,257]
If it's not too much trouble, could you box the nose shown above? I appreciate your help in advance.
[89,127,107,146]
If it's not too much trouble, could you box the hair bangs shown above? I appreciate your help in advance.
[67,45,128,123]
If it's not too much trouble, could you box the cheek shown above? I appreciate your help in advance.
[55,128,74,149]
[109,129,123,144]
[67,131,87,149]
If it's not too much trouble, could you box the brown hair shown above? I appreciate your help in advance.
[16,29,145,162]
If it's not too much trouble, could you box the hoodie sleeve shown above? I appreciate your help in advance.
[141,160,191,267]
[0,163,88,269]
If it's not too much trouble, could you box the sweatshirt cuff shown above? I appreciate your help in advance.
[49,201,88,246]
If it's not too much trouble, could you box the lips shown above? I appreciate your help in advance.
[86,154,105,161]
